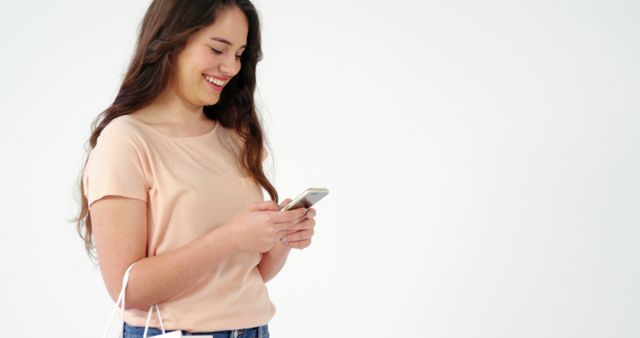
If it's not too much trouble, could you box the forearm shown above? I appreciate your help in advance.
[122,225,238,310]
[257,240,292,283]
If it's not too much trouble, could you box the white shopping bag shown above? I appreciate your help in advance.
[101,262,182,338]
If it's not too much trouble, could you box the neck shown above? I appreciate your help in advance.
[147,86,209,126]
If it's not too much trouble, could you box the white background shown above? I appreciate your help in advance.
[0,0,638,337]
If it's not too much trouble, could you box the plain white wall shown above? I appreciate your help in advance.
[0,0,638,337]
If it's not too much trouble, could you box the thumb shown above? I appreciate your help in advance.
[249,200,279,211]
[278,198,293,209]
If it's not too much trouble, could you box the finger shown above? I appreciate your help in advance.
[303,208,316,218]
[284,218,315,232]
[279,236,289,246]
[277,228,300,237]
[283,225,313,236]
[276,217,315,236]
[280,229,313,245]
[250,200,279,211]
[287,239,311,249]
[278,198,293,209]
[285,228,314,242]
[271,208,308,228]
[278,235,311,247]
[280,228,302,237]
[288,210,309,229]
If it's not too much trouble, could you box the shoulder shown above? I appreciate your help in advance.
[89,116,153,164]
[86,116,152,178]
[97,115,148,146]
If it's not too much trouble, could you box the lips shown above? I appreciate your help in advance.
[203,76,223,93]
[203,74,230,81]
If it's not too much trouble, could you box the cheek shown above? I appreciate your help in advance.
[180,52,213,78]
[194,49,215,66]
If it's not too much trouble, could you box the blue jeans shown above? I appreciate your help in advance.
[123,321,270,338]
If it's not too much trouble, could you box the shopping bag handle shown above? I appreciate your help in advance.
[101,262,169,338]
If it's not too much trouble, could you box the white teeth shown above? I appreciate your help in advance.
[204,75,225,86]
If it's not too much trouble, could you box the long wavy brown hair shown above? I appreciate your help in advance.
[72,0,278,262]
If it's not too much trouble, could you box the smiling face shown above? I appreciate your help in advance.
[169,6,249,107]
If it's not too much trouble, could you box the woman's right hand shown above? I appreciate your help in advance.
[222,200,308,253]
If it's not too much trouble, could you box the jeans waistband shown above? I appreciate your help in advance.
[123,321,269,338]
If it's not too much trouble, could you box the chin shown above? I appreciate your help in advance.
[205,97,220,106]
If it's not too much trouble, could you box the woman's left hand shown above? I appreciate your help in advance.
[278,199,317,249]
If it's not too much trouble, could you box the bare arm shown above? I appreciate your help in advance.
[90,196,238,310]
[257,201,317,282]
[257,241,292,283]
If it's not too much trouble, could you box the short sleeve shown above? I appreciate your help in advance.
[82,122,150,207]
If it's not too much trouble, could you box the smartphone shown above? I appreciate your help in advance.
[280,187,329,211]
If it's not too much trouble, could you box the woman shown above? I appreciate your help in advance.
[73,1,317,337]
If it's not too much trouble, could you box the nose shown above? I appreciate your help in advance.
[220,55,239,76]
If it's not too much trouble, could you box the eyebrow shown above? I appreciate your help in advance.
[210,37,247,49]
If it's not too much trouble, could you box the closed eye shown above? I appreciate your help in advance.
[210,48,242,59]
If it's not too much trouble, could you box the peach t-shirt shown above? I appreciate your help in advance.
[82,114,275,332]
